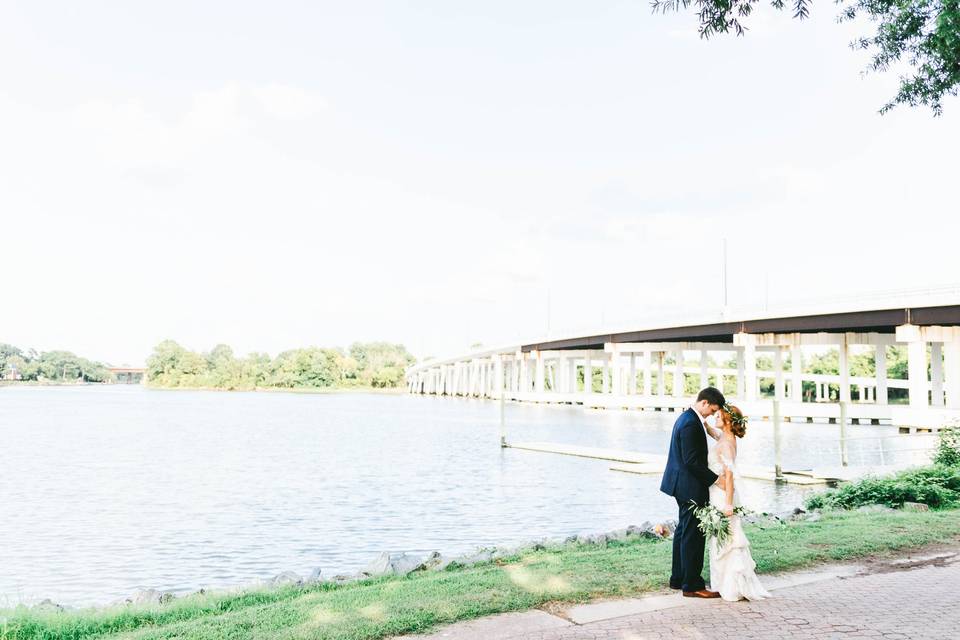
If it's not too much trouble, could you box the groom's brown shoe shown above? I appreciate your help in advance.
[682,589,721,598]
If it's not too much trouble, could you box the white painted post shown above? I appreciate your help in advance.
[931,342,944,407]
[839,401,849,467]
[628,353,637,395]
[773,399,783,480]
[673,349,685,398]
[945,340,960,410]
[791,345,803,403]
[499,390,506,447]
[494,355,504,399]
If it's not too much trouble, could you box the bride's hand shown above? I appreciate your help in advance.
[723,505,734,517]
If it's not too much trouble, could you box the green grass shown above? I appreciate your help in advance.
[4,509,959,640]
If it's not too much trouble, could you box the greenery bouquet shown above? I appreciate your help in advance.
[691,501,750,547]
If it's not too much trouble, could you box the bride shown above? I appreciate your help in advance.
[705,405,772,602]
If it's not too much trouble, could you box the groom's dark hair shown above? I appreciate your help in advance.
[696,387,726,407]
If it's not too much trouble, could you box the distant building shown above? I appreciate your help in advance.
[108,366,146,384]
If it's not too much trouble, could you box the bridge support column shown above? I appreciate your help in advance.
[534,351,545,394]
[673,349,684,398]
[558,354,568,394]
[898,324,929,409]
[493,356,504,398]
[791,345,803,402]
[931,342,945,407]
[657,351,665,397]
[602,356,610,394]
[610,345,623,396]
[584,352,593,394]
[641,350,650,396]
[839,335,851,403]
[876,345,888,405]
[945,339,960,409]
[699,349,709,390]
[735,334,758,402]
[628,353,637,395]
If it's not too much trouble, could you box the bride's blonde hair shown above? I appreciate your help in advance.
[721,404,747,438]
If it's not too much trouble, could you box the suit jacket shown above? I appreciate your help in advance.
[659,407,719,505]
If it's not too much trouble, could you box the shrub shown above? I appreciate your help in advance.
[805,465,960,511]
[934,426,960,467]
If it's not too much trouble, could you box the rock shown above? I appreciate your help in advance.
[792,507,806,516]
[805,512,823,523]
[423,551,452,571]
[361,552,426,577]
[563,534,578,544]
[128,589,176,606]
[856,504,895,514]
[902,501,930,512]
[606,528,629,542]
[452,548,496,567]
[33,598,64,612]
[306,568,323,583]
[576,533,609,546]
[270,571,303,587]
[330,573,361,585]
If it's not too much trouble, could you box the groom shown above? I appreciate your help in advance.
[660,386,726,598]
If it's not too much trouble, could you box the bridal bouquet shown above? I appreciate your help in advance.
[690,502,750,547]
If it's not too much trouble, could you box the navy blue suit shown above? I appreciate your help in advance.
[660,408,718,592]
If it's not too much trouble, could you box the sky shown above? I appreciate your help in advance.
[1,1,958,366]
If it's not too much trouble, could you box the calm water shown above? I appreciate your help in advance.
[0,386,903,607]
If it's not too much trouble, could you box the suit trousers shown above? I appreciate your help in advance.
[671,497,707,592]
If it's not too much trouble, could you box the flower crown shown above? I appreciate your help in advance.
[723,404,748,428]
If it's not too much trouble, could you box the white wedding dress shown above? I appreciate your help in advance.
[707,445,772,602]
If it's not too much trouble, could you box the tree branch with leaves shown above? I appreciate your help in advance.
[652,0,960,114]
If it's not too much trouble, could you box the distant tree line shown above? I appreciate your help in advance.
[145,340,416,390]
[0,343,111,382]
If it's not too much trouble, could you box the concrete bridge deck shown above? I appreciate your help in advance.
[407,292,960,430]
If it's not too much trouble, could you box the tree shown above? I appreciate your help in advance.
[0,343,23,376]
[652,0,960,114]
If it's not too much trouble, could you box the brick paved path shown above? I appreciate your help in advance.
[520,554,959,640]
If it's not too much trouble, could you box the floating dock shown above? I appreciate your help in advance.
[506,441,836,485]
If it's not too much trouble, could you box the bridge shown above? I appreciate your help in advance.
[406,288,960,431]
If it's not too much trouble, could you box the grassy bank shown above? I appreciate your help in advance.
[4,508,959,640]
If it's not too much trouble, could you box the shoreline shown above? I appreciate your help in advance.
[3,508,959,640]
[0,381,408,395]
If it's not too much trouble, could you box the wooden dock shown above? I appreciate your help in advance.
[506,441,835,485]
